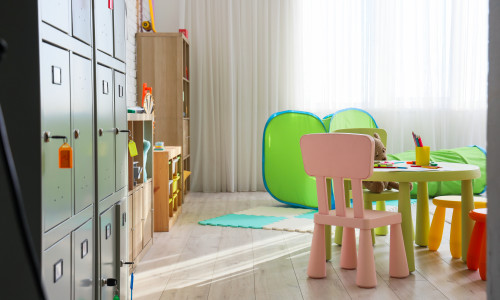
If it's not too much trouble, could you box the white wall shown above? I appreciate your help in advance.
[125,0,138,107]
[153,0,185,32]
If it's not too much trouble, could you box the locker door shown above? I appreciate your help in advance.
[42,235,71,300]
[40,42,72,232]
[40,0,71,33]
[116,199,129,300]
[113,0,126,61]
[96,64,115,201]
[73,219,94,300]
[114,71,127,192]
[72,0,92,44]
[94,0,113,56]
[71,53,94,213]
[100,206,117,300]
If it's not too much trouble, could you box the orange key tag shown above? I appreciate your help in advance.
[59,142,73,168]
[128,140,138,157]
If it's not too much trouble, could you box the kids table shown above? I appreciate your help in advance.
[328,162,480,273]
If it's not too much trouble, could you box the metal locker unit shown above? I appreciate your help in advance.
[72,0,93,45]
[73,219,94,300]
[113,0,126,61]
[100,206,118,300]
[0,0,128,298]
[94,0,114,56]
[40,0,71,34]
[94,0,129,298]
[71,53,95,214]
[42,234,72,300]
[41,41,72,232]
[96,64,115,202]
[116,199,129,300]
[114,71,128,192]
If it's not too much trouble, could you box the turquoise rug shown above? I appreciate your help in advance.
[198,200,417,233]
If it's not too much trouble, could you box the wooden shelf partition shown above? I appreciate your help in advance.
[127,113,154,265]
[137,32,191,200]
[153,146,182,232]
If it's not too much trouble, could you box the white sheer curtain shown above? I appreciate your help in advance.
[186,0,303,192]
[294,0,488,154]
[185,0,488,192]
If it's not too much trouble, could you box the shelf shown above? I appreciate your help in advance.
[183,77,189,83]
[183,154,190,159]
[183,117,190,120]
[183,170,191,180]
[127,113,154,121]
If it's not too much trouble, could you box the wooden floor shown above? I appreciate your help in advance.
[133,192,486,300]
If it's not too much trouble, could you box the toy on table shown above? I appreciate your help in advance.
[363,133,412,193]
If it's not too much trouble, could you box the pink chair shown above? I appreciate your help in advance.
[300,133,409,288]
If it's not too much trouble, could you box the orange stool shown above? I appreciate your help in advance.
[428,196,487,258]
[467,208,487,280]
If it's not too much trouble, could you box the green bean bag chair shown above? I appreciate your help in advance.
[387,146,487,197]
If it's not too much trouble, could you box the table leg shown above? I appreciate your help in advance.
[461,179,474,262]
[415,181,430,246]
[326,178,332,261]
[398,182,415,272]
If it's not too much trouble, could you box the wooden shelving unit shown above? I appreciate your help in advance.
[127,113,154,266]
[137,32,191,203]
[153,146,182,232]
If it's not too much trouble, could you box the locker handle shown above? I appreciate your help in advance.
[43,131,67,143]
[115,128,131,135]
[74,129,80,139]
[120,260,134,267]
[98,128,115,136]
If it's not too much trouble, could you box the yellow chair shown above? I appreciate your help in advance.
[333,128,400,244]
[429,195,487,258]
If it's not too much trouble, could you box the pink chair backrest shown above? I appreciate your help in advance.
[300,133,375,217]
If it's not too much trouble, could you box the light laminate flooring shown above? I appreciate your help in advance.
[133,192,486,300]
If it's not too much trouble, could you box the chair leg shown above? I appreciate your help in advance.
[308,223,327,278]
[363,199,376,244]
[479,229,487,280]
[375,201,388,236]
[428,206,446,251]
[356,229,377,288]
[389,223,409,278]
[340,227,357,270]
[467,222,485,271]
[450,208,462,259]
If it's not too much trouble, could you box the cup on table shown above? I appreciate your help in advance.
[416,146,430,166]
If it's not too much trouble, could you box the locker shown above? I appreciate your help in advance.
[72,0,92,45]
[100,206,117,300]
[41,42,72,232]
[40,0,71,33]
[73,219,94,300]
[42,235,71,300]
[114,71,127,192]
[71,53,95,213]
[96,64,115,201]
[94,0,113,56]
[116,199,129,300]
[113,0,126,61]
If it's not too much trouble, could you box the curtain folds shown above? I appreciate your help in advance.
[185,0,488,192]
